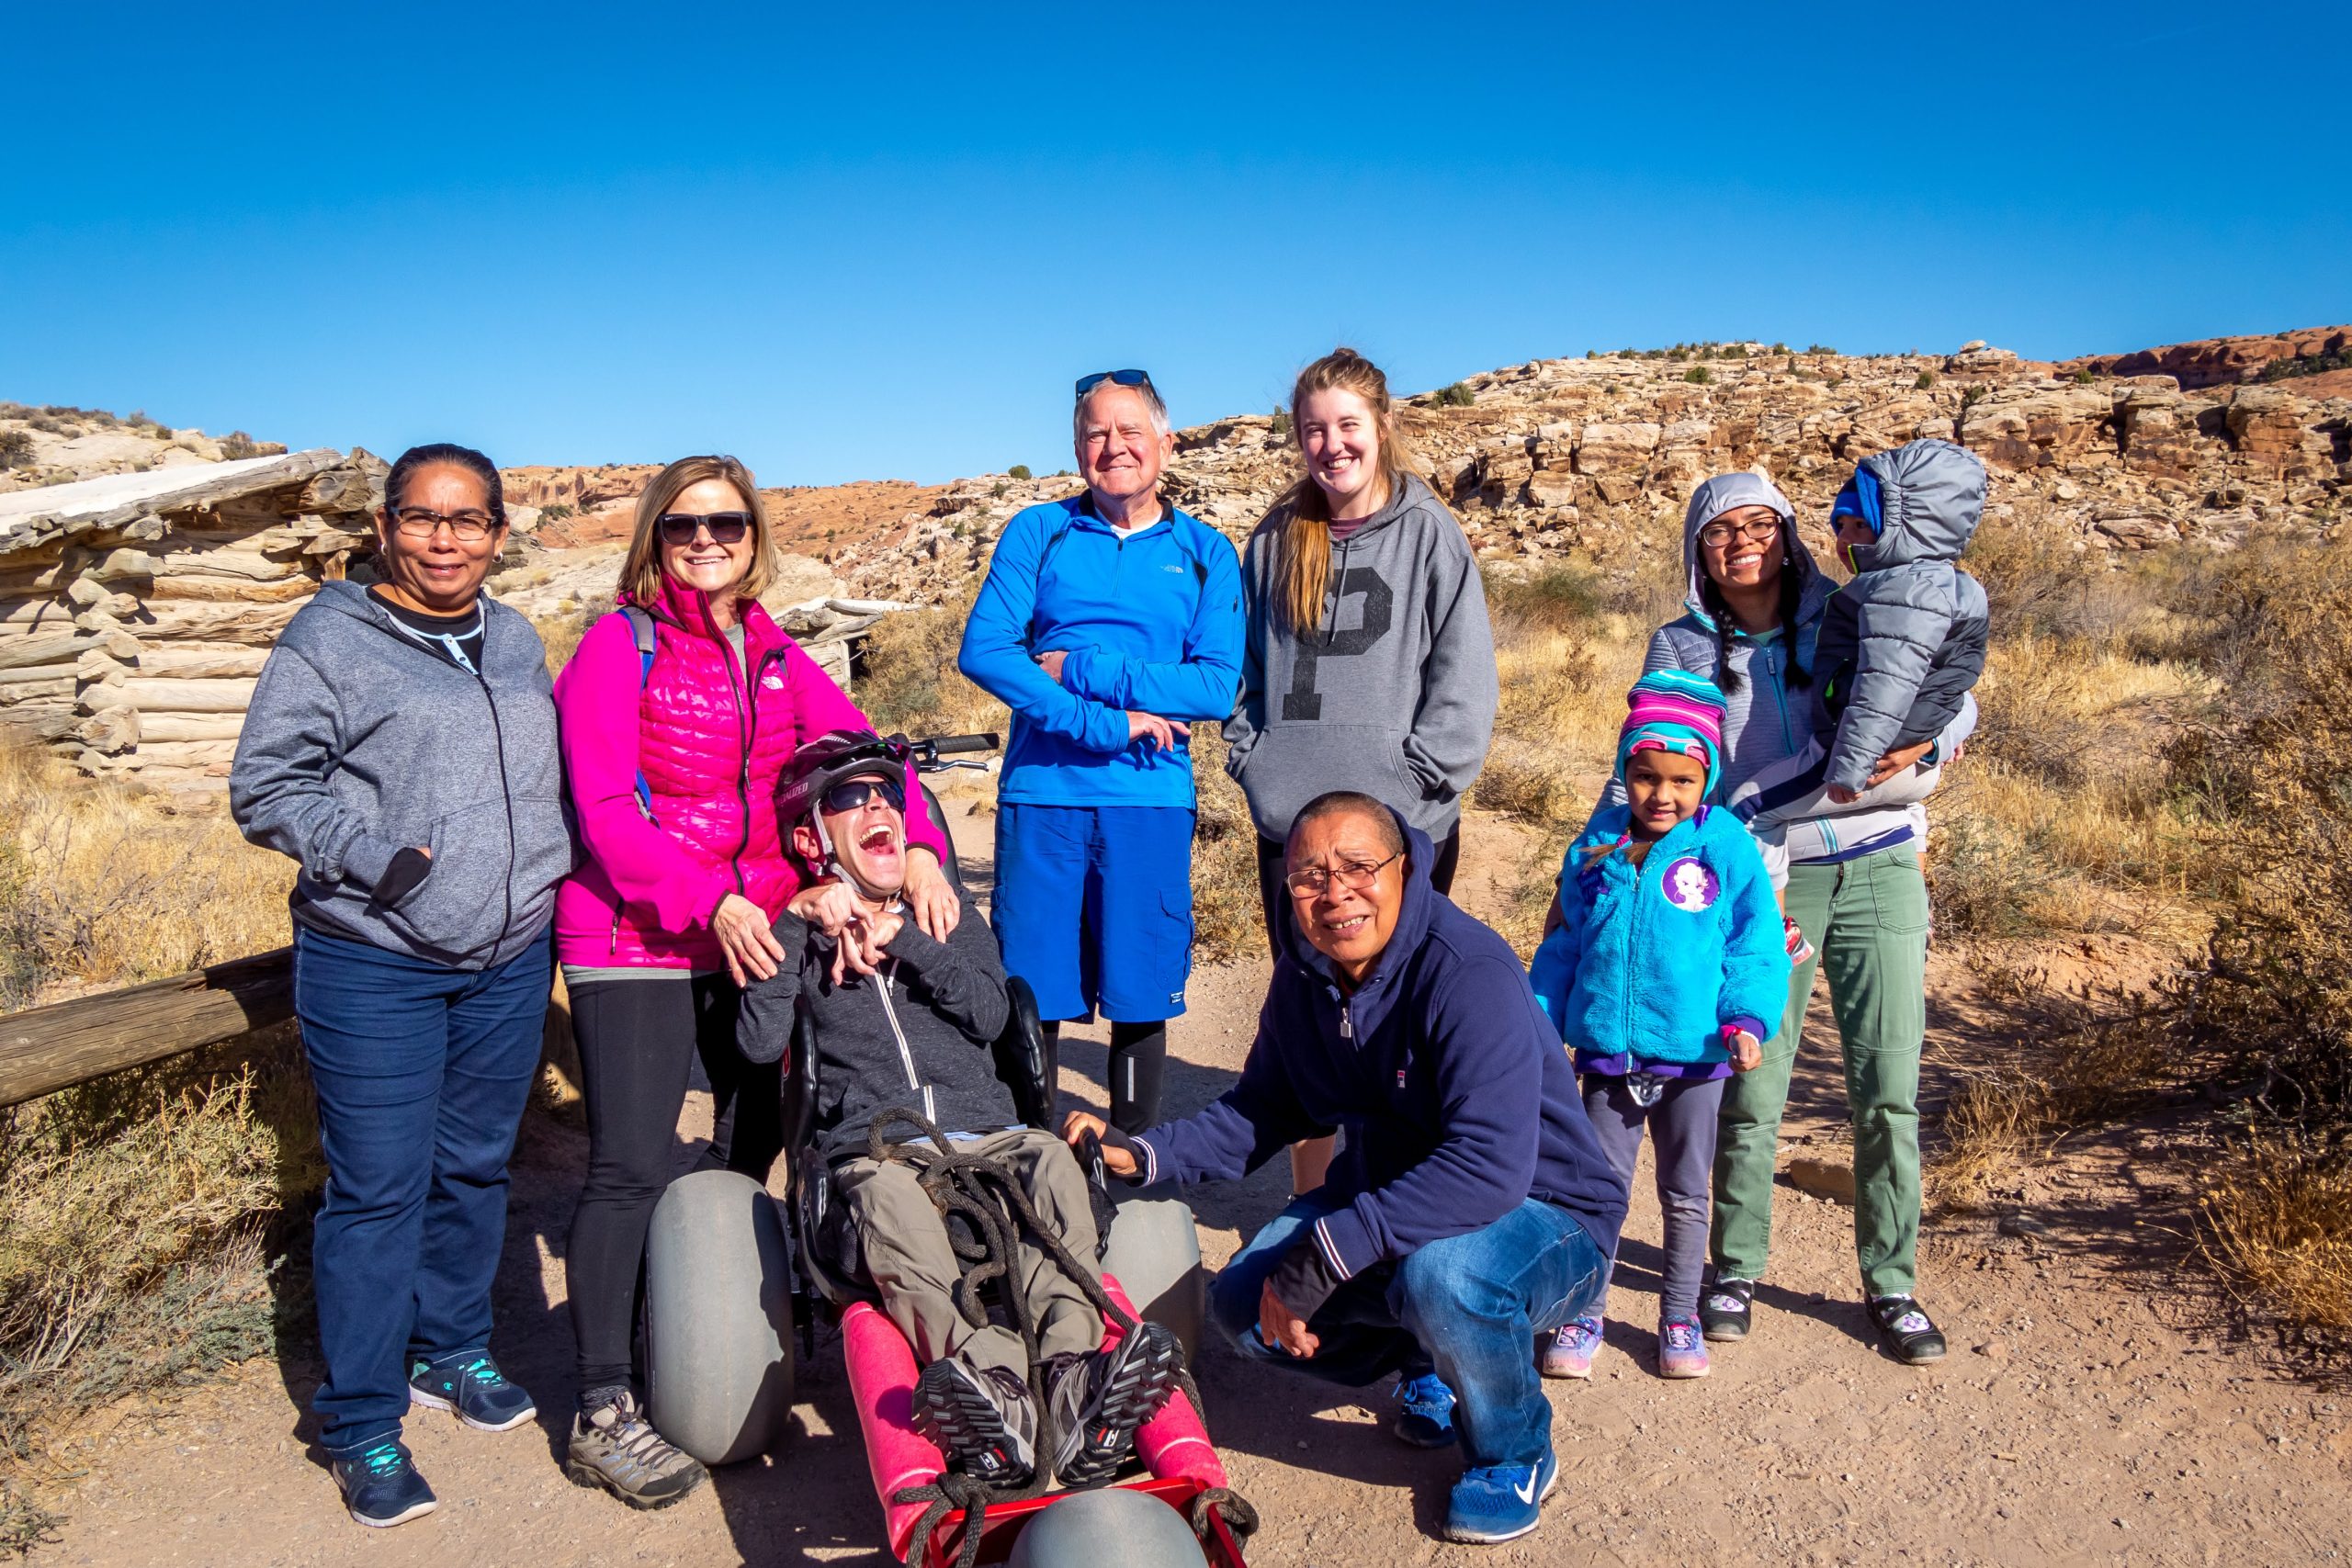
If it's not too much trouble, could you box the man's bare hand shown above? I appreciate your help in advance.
[1059,1111,1136,1177]
[1126,711,1190,751]
[1036,649,1068,684]
[1259,1282,1320,1359]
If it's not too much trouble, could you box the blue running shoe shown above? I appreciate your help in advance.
[331,1438,436,1529]
[1444,1448,1558,1544]
[409,1351,537,1433]
[1390,1372,1458,1449]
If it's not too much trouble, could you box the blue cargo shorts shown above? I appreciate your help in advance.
[991,803,1194,1023]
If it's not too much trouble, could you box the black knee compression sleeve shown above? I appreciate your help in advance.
[1107,1021,1167,1134]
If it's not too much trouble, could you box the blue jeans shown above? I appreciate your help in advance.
[294,924,551,1454]
[1210,1195,1608,1468]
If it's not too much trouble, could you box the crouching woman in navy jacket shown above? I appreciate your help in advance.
[1063,791,1628,1548]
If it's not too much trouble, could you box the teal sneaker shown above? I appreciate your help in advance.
[1390,1372,1458,1449]
[409,1350,537,1433]
[330,1438,436,1528]
[1444,1449,1557,1544]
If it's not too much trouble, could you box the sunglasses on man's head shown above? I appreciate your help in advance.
[656,511,752,547]
[821,777,904,815]
[1075,368,1154,398]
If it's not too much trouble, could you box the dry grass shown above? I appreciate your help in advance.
[0,748,292,1009]
[2200,1139,2352,1339]
[0,751,313,1549]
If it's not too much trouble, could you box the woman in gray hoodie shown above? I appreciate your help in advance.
[231,444,572,1529]
[1223,348,1498,1190]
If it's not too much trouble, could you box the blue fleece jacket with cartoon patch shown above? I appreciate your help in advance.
[1528,804,1790,1069]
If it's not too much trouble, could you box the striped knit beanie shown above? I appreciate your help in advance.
[1615,669,1725,797]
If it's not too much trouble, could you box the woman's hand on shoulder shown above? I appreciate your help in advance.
[903,848,961,940]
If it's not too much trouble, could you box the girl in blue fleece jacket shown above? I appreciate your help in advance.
[1528,670,1790,1381]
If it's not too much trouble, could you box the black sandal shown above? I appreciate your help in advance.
[1868,1295,1947,1364]
[1699,1277,1755,1343]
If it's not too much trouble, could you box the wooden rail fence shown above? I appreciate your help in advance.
[0,948,294,1107]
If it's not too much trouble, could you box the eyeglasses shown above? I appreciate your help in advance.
[656,511,752,547]
[820,777,904,815]
[1698,515,1781,548]
[1075,368,1154,399]
[1284,849,1404,897]
[392,507,497,543]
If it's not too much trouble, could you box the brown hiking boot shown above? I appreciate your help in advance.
[565,1390,707,1510]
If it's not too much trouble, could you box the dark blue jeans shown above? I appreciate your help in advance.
[1210,1195,1608,1469]
[294,924,551,1455]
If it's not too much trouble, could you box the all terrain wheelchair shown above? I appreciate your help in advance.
[637,737,1249,1566]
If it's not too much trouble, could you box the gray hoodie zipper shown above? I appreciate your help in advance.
[869,949,935,1125]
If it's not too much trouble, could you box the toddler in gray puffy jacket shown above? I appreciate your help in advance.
[1732,438,1989,832]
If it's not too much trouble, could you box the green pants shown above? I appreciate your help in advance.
[1710,846,1928,1298]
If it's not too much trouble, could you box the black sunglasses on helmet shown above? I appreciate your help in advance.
[1074,368,1154,398]
[820,776,904,815]
[656,511,752,547]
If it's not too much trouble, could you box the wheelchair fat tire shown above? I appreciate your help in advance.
[1101,1198,1206,1370]
[643,1168,796,1466]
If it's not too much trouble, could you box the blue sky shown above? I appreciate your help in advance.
[5,2,2344,486]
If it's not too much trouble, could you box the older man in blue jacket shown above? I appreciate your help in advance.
[959,368,1243,1134]
[1065,790,1627,1546]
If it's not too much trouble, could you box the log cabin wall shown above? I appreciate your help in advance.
[0,449,386,789]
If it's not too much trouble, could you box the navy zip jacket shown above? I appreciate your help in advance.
[1130,811,1629,1312]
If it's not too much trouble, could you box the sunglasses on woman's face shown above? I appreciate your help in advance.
[820,777,904,816]
[656,511,752,547]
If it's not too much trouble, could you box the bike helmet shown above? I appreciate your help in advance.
[776,729,912,885]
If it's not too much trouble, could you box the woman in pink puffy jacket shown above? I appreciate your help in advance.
[552,454,956,1504]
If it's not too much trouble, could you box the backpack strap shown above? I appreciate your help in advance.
[621,606,658,819]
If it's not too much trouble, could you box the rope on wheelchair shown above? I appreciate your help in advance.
[866,1105,1245,1561]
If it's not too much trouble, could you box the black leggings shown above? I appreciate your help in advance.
[1041,1019,1166,1134]
[565,975,784,1398]
[1256,824,1461,961]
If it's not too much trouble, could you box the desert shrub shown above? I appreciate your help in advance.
[1185,728,1263,965]
[991,481,1009,499]
[1804,344,1837,355]
[534,592,611,676]
[1434,383,1476,409]
[1007,464,1032,480]
[1683,366,1712,385]
[854,591,1007,741]
[1914,369,1937,390]
[2073,367,2097,386]
[539,502,575,524]
[0,432,29,471]
[217,431,260,461]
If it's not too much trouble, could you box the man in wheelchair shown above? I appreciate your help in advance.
[740,730,1184,1492]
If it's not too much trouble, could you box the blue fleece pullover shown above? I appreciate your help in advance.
[1131,812,1631,1285]
[956,494,1244,808]
[1528,804,1790,1070]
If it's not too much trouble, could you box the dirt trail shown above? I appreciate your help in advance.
[32,806,2352,1567]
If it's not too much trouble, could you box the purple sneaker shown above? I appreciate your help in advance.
[1657,1314,1711,1379]
[1538,1314,1603,1380]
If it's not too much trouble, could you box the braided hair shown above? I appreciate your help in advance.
[1701,542,1811,695]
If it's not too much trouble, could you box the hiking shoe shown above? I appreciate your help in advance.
[409,1351,537,1433]
[330,1438,436,1528]
[1699,1277,1755,1343]
[1538,1315,1603,1380]
[912,1358,1037,1486]
[1045,1320,1183,1489]
[1444,1448,1558,1544]
[1869,1294,1948,1364]
[565,1390,707,1510]
[1657,1314,1710,1379]
[1391,1371,1458,1447]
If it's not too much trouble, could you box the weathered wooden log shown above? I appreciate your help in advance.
[83,547,159,583]
[0,630,130,671]
[0,673,75,699]
[0,703,78,742]
[96,644,268,679]
[132,602,305,644]
[131,712,244,743]
[0,948,295,1108]
[151,548,303,582]
[146,575,318,604]
[75,707,139,752]
[118,677,257,713]
[0,597,77,631]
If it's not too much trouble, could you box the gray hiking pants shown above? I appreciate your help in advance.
[1581,1074,1725,1320]
[835,1126,1103,1378]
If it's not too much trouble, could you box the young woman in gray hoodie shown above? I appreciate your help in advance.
[1222,348,1498,1190]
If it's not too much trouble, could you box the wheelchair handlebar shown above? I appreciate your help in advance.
[908,732,1000,769]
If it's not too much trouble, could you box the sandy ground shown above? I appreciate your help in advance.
[31,804,2352,1567]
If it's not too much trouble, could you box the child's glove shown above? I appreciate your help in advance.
[1783,917,1815,965]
